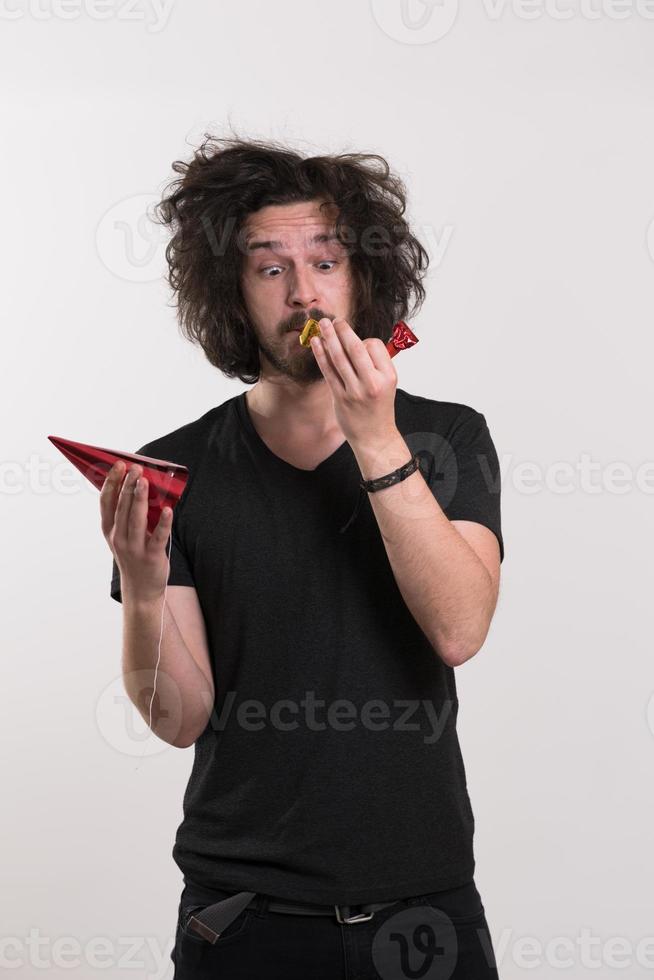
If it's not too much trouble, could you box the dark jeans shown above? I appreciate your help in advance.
[171,878,500,979]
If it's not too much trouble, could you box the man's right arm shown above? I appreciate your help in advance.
[122,584,215,749]
[100,458,214,749]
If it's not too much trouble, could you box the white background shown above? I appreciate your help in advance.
[2,1,654,977]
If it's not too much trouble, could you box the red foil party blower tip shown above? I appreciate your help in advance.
[385,321,419,358]
[47,436,189,533]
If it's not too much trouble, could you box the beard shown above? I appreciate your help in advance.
[254,306,339,386]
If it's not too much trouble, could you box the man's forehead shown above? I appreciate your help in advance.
[243,200,340,252]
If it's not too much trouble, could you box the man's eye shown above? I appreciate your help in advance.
[260,261,338,278]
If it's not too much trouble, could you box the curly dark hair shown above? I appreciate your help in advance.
[152,130,430,384]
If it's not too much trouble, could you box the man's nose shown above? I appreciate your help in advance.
[287,266,319,307]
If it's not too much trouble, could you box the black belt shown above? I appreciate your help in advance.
[186,890,403,944]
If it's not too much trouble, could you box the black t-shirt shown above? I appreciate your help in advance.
[110,387,504,905]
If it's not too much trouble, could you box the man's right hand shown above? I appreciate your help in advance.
[100,460,173,603]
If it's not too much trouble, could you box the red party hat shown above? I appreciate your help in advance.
[48,436,189,533]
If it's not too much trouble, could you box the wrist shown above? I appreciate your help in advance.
[121,585,166,612]
[351,431,412,483]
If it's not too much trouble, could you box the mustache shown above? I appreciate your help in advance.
[284,309,330,332]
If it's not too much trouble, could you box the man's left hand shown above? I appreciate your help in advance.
[310,317,399,449]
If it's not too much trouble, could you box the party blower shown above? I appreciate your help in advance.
[47,436,189,532]
[299,318,418,357]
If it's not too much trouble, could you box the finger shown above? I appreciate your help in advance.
[145,505,173,556]
[113,463,140,548]
[318,318,357,392]
[127,471,149,544]
[99,460,126,537]
[331,317,377,383]
[310,335,345,392]
[364,338,397,380]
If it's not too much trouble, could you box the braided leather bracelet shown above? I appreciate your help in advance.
[360,452,422,493]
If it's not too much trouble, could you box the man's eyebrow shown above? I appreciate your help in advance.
[245,232,341,254]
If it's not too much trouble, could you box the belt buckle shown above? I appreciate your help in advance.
[334,904,374,924]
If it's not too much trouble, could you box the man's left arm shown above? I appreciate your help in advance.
[351,431,501,668]
[309,317,503,667]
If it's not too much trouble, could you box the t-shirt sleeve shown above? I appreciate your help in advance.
[423,409,504,564]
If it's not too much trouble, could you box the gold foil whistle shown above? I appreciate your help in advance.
[299,318,322,347]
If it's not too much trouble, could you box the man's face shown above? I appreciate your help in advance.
[240,198,355,385]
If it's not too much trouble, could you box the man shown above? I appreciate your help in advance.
[102,135,504,979]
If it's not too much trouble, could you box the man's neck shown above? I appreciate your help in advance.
[245,381,343,440]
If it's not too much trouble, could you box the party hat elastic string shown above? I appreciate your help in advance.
[134,528,173,771]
